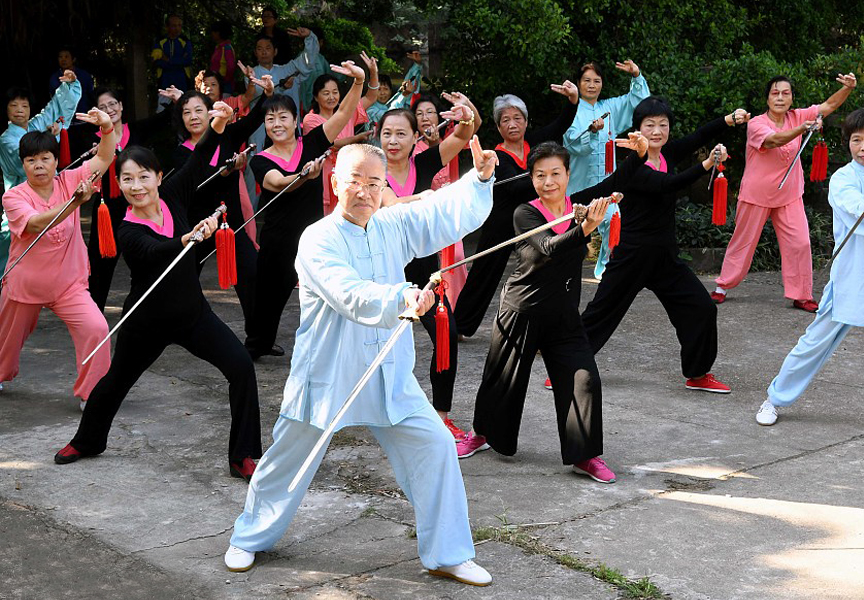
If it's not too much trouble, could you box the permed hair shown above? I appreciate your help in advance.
[493,94,528,126]
[632,96,675,130]
[527,141,570,174]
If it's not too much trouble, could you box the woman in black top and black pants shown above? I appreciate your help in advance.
[55,104,262,481]
[456,136,649,483]
[172,74,274,338]
[454,84,580,338]
[68,86,177,312]
[243,61,368,360]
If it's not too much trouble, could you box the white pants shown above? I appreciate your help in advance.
[767,281,854,407]
[230,402,475,569]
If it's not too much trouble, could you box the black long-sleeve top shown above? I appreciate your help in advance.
[116,126,222,332]
[484,102,580,241]
[68,110,173,205]
[173,99,265,231]
[609,117,728,248]
[502,151,647,314]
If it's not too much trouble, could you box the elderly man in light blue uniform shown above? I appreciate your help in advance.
[563,60,649,278]
[1,72,80,274]
[224,137,497,586]
[757,109,864,426]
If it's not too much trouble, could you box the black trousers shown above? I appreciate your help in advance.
[195,229,258,338]
[453,228,512,337]
[472,304,603,464]
[70,307,262,462]
[244,230,301,355]
[406,256,459,413]
[581,245,718,379]
[87,196,127,312]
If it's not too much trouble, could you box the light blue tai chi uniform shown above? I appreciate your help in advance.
[563,74,649,278]
[231,169,494,569]
[366,62,422,130]
[767,160,864,407]
[0,79,81,274]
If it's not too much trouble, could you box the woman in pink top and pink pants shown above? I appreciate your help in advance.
[0,108,117,406]
[713,74,857,312]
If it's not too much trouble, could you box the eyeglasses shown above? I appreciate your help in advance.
[343,180,384,194]
[98,100,120,111]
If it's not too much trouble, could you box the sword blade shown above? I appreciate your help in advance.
[778,128,815,190]
[0,196,77,283]
[493,171,530,187]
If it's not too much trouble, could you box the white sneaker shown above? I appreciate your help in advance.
[79,399,86,412]
[428,559,492,586]
[224,545,256,572]
[756,400,778,426]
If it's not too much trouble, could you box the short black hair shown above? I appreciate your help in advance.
[195,69,223,93]
[378,74,393,90]
[255,35,275,48]
[632,96,675,130]
[527,141,569,174]
[841,108,864,145]
[261,5,278,18]
[165,13,182,25]
[377,108,418,137]
[578,62,604,81]
[411,92,442,114]
[94,86,122,104]
[6,86,31,106]
[57,45,77,58]
[19,131,59,161]
[209,20,232,40]
[174,90,214,139]
[117,145,162,175]
[764,76,794,100]
[261,94,297,120]
[311,74,340,114]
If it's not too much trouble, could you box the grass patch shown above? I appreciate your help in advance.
[473,525,667,599]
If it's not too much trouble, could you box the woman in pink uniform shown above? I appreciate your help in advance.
[713,73,857,312]
[301,52,380,215]
[0,107,116,407]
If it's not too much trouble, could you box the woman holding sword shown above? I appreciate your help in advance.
[54,102,263,483]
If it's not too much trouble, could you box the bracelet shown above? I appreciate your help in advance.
[367,83,380,90]
[458,114,475,128]
[353,79,365,86]
[100,126,114,135]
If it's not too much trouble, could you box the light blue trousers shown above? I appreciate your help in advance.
[593,203,620,279]
[767,281,853,407]
[0,212,9,275]
[230,402,475,570]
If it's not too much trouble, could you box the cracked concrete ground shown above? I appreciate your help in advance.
[1,229,862,600]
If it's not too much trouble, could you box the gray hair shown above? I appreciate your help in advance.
[493,94,528,126]
[333,143,386,179]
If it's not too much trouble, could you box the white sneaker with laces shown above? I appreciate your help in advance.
[224,545,256,572]
[756,399,778,426]
[428,559,492,586]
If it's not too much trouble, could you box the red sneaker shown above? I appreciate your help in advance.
[543,378,553,390]
[710,291,726,304]
[54,444,83,465]
[793,299,818,313]
[685,374,731,394]
[443,417,466,441]
[229,457,257,482]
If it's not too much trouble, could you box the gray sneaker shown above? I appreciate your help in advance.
[756,399,778,426]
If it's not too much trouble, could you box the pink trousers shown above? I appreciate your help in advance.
[0,284,111,400]
[715,199,813,301]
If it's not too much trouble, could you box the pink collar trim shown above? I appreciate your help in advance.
[259,140,304,173]
[386,157,417,197]
[529,197,573,235]
[182,138,220,167]
[123,200,174,237]
[645,153,668,173]
[97,123,131,150]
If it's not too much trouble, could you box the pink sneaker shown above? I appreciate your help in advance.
[543,378,553,390]
[685,373,731,394]
[572,457,616,483]
[456,432,489,459]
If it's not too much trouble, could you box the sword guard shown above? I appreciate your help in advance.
[572,205,589,224]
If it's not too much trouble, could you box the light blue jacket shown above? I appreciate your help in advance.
[284,170,494,429]
[1,80,81,191]
[827,160,864,326]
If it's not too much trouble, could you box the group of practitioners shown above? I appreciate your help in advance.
[1,16,862,586]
